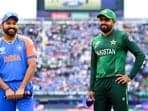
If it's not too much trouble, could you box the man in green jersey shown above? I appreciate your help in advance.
[87,9,145,111]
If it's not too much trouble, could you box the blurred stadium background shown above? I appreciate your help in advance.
[0,0,148,111]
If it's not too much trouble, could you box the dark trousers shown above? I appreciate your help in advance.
[94,77,128,111]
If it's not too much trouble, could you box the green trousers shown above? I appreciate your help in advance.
[94,77,128,111]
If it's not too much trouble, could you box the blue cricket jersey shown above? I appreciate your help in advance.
[0,35,36,82]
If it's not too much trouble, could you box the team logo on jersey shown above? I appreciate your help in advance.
[110,39,117,45]
[16,45,22,51]
[0,47,6,54]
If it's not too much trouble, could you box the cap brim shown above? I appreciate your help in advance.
[9,16,18,22]
[97,14,111,19]
[2,15,18,24]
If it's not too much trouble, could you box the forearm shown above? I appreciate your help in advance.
[124,34,145,79]
[129,52,145,79]
[89,67,96,91]
[20,59,36,89]
[89,46,97,91]
[0,77,10,91]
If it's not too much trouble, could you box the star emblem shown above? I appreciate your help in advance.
[110,39,117,45]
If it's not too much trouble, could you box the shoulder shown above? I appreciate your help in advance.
[114,29,129,42]
[92,33,102,43]
[18,34,32,41]
[115,29,128,37]
[17,34,34,44]
[115,30,135,43]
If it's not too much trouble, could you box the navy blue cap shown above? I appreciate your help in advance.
[2,12,18,23]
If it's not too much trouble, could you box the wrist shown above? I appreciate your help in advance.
[4,87,10,91]
[19,86,25,89]
[127,75,132,80]
[20,83,26,88]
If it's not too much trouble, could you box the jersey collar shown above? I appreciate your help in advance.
[2,34,18,44]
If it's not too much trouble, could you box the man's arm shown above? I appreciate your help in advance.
[15,58,36,99]
[19,58,36,89]
[87,45,97,100]
[124,34,145,79]
[15,36,37,99]
[19,36,37,89]
[0,77,9,91]
[0,78,15,99]
[89,45,97,91]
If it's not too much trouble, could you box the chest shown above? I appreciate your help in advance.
[93,36,124,56]
[95,38,120,49]
[0,41,25,56]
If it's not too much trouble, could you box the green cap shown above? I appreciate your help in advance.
[97,9,116,21]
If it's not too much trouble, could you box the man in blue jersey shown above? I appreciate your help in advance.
[0,12,37,111]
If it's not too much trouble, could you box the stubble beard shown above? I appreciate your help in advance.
[100,24,113,33]
[3,28,17,37]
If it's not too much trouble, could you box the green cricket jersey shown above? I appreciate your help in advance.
[89,29,145,91]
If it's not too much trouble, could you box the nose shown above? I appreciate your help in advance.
[99,20,106,25]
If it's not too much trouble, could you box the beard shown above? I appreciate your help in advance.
[3,28,17,37]
[100,24,113,33]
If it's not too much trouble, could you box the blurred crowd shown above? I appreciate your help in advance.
[18,20,99,94]
[2,19,148,101]
[16,20,148,95]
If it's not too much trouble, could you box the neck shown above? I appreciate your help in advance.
[3,34,16,43]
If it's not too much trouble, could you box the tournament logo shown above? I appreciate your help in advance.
[0,47,6,54]
[16,45,22,51]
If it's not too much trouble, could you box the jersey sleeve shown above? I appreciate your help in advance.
[123,33,145,79]
[89,43,97,91]
[24,38,37,59]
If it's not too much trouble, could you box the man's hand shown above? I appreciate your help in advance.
[87,91,95,100]
[5,88,15,100]
[15,88,25,99]
[115,74,131,84]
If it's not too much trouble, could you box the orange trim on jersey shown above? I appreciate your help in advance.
[18,35,37,58]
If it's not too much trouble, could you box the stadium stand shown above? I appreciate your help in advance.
[2,19,147,110]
